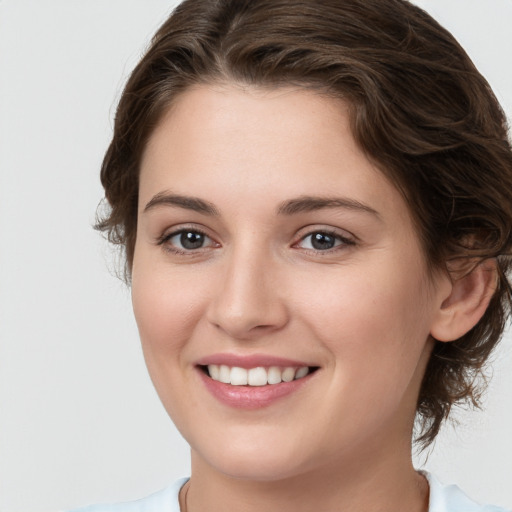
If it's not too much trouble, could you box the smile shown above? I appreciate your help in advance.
[205,365,311,386]
[196,356,319,409]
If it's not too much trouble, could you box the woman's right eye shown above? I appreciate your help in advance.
[159,229,217,253]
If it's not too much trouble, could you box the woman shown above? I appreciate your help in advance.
[74,0,512,510]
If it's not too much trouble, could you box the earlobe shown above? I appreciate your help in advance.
[430,259,497,343]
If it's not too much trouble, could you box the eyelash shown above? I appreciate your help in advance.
[295,229,355,254]
[156,227,356,256]
[157,227,216,256]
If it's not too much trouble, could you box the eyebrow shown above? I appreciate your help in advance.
[143,192,219,216]
[277,196,380,217]
[143,192,379,218]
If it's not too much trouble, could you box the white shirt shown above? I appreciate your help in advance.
[70,473,510,512]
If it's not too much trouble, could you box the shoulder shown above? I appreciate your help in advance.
[68,478,188,512]
[425,472,510,512]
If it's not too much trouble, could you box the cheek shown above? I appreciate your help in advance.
[131,260,207,367]
[297,260,434,378]
[303,266,429,332]
[131,262,210,424]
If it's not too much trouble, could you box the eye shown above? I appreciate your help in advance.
[296,231,354,251]
[159,229,217,253]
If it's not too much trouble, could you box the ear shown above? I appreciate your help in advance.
[430,258,497,342]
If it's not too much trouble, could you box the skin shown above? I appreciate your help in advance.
[131,84,489,512]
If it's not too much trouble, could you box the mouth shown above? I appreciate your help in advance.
[199,364,318,386]
[195,354,320,408]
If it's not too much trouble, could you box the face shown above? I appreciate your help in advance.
[132,84,449,482]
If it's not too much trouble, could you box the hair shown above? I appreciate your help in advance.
[96,0,512,447]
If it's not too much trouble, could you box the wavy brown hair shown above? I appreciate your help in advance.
[97,0,512,447]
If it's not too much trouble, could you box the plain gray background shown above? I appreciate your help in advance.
[0,1,511,511]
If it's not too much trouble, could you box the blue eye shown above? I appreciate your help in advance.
[162,229,215,252]
[298,231,353,251]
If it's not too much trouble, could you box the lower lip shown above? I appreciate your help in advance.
[197,369,313,409]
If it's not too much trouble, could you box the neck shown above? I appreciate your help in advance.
[184,444,429,512]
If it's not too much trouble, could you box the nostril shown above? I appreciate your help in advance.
[206,279,289,339]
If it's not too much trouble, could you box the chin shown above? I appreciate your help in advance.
[204,452,309,482]
[189,434,317,483]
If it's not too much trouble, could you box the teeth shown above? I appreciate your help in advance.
[230,366,248,385]
[209,364,220,381]
[267,366,282,385]
[295,366,309,379]
[206,364,311,386]
[281,367,295,382]
[219,365,230,384]
[248,367,267,386]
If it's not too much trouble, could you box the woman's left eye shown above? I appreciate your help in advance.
[296,231,354,251]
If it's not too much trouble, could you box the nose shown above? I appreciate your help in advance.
[206,245,289,340]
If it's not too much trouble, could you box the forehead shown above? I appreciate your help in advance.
[139,84,414,231]
[141,83,354,171]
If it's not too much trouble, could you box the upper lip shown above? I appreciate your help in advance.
[195,353,316,369]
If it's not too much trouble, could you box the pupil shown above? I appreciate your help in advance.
[180,231,204,249]
[311,232,335,250]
